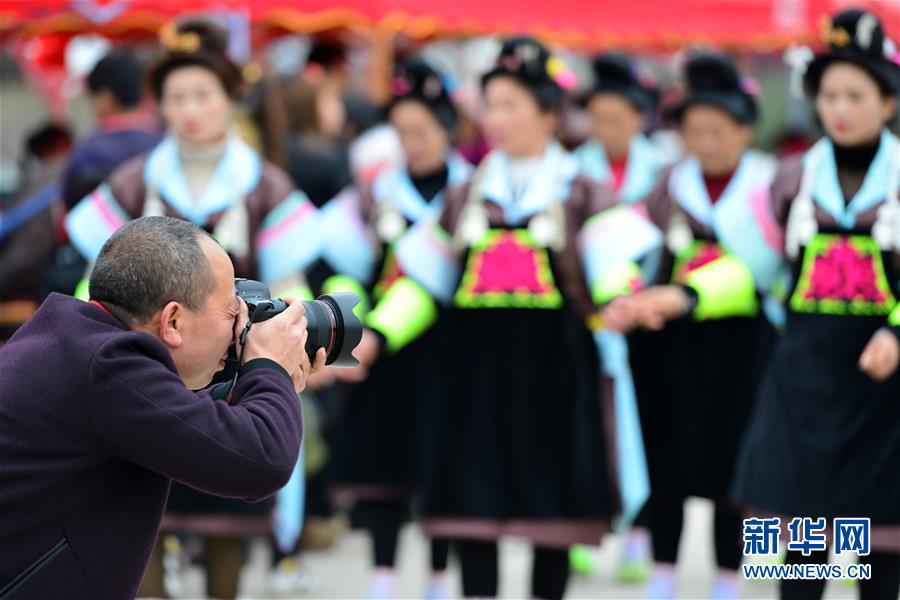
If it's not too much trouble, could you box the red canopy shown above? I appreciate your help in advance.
[2,0,898,51]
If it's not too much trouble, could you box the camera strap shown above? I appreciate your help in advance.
[225,320,255,405]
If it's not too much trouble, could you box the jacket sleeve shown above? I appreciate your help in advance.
[87,334,302,501]
[366,185,467,352]
[576,178,663,305]
[682,160,799,321]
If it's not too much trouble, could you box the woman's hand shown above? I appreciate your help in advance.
[858,328,900,381]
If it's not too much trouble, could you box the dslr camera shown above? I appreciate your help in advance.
[235,278,362,367]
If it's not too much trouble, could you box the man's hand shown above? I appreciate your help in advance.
[232,297,250,355]
[241,297,309,375]
[859,328,900,381]
[292,348,327,393]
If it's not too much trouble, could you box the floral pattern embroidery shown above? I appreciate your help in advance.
[374,247,405,300]
[671,240,725,284]
[455,229,563,309]
[790,233,896,316]
[805,238,885,302]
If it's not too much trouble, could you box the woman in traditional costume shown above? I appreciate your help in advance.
[571,51,665,583]
[575,52,663,204]
[320,58,471,599]
[604,52,778,600]
[615,10,900,599]
[352,36,662,599]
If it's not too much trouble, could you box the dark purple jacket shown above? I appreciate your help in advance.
[0,294,302,598]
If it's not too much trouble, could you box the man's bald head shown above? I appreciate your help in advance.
[89,216,218,324]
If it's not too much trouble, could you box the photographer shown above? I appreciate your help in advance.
[0,216,325,598]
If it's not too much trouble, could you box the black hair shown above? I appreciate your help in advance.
[307,41,347,71]
[481,35,564,112]
[804,9,900,97]
[665,53,758,125]
[584,52,659,114]
[25,123,73,160]
[88,51,144,108]
[147,19,243,101]
[387,58,458,132]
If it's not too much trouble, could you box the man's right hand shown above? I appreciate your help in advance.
[241,297,309,375]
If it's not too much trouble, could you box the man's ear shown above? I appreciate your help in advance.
[157,301,186,349]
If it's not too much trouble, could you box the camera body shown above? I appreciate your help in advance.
[235,278,362,367]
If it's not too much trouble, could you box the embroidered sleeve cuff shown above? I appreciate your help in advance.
[888,304,900,343]
[591,261,643,305]
[366,277,437,353]
[684,254,758,320]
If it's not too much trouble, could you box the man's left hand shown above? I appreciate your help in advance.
[292,348,327,393]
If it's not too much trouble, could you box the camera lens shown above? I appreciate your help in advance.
[302,293,363,367]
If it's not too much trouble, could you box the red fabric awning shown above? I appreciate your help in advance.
[2,0,898,51]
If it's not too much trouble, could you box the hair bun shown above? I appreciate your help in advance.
[685,54,742,93]
[160,19,229,57]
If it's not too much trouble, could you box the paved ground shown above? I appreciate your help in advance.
[163,498,886,599]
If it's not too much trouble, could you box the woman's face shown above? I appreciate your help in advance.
[390,100,449,176]
[482,76,556,158]
[161,66,232,146]
[587,94,644,158]
[681,105,751,176]
[816,62,895,147]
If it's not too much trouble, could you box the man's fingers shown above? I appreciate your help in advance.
[233,298,250,341]
[311,348,327,374]
[281,297,307,322]
[297,316,309,345]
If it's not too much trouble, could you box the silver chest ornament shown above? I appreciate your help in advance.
[785,193,817,260]
[142,186,250,259]
[455,201,489,251]
[872,196,900,252]
[213,201,250,259]
[666,209,694,255]
[527,201,565,251]
[375,205,408,243]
